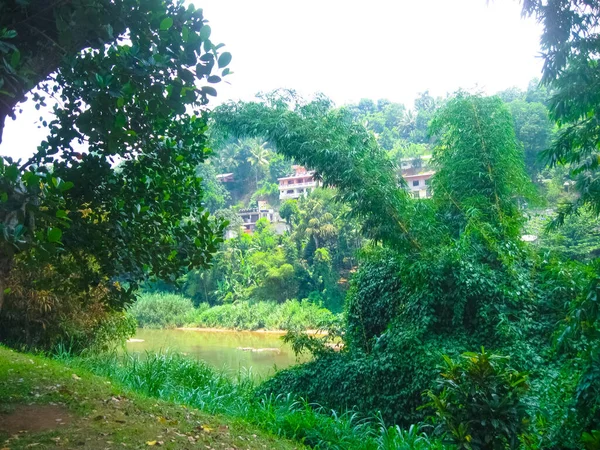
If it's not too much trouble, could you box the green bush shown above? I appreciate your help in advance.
[129,293,338,331]
[423,349,529,449]
[260,336,452,426]
[191,299,336,331]
[345,248,404,352]
[128,293,197,328]
[0,256,136,353]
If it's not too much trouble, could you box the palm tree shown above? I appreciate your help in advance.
[305,212,336,249]
[246,140,270,189]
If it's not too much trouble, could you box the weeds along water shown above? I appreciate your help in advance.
[53,348,446,450]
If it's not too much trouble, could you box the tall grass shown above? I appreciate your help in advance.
[193,299,336,330]
[129,293,337,331]
[57,350,447,449]
[127,293,203,328]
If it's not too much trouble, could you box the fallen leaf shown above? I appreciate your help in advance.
[71,374,81,381]
[146,441,157,446]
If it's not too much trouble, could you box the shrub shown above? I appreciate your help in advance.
[128,292,196,328]
[422,349,529,449]
[191,299,336,331]
[345,248,404,352]
[0,256,136,353]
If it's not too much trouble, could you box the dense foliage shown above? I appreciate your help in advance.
[0,0,230,349]
[423,350,529,449]
[257,93,590,448]
[129,292,336,331]
[55,349,450,450]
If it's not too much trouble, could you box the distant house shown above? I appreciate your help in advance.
[278,166,319,200]
[238,200,284,234]
[216,173,234,182]
[400,156,434,199]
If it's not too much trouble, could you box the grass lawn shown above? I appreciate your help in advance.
[0,346,302,450]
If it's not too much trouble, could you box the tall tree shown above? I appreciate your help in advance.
[246,140,270,189]
[430,95,532,242]
[0,1,231,314]
[523,0,600,217]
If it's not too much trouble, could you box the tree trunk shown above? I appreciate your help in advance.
[0,253,13,317]
[0,275,4,317]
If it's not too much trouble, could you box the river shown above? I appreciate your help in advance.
[125,328,308,378]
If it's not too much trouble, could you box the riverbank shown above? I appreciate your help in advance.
[175,327,326,335]
[0,346,300,450]
[128,293,339,331]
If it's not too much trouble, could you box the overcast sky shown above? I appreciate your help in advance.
[0,0,543,161]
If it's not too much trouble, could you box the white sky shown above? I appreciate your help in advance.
[1,0,542,161]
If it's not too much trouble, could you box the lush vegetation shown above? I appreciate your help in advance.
[3,1,600,449]
[129,292,336,330]
[47,347,448,450]
[0,0,230,350]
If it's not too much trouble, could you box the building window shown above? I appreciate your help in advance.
[287,190,294,194]
[412,180,420,187]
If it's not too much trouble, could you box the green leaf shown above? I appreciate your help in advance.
[182,26,190,43]
[207,75,221,83]
[56,210,68,219]
[160,17,173,31]
[217,52,232,68]
[115,113,127,128]
[202,86,217,97]
[60,181,74,192]
[4,164,18,182]
[199,25,211,42]
[10,50,20,68]
[47,227,63,243]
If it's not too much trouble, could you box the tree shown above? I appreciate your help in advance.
[0,1,231,319]
[246,140,270,189]
[430,94,532,242]
[196,164,231,213]
[522,0,600,218]
[279,199,300,228]
[212,91,421,252]
[506,99,554,179]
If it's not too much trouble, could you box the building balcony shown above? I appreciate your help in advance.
[279,180,318,189]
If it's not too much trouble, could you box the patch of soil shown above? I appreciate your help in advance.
[0,405,72,435]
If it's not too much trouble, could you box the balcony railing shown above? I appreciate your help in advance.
[279,181,317,189]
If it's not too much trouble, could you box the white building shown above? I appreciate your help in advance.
[238,201,281,233]
[400,156,434,199]
[278,166,319,200]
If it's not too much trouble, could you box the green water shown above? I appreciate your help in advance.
[125,328,307,378]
